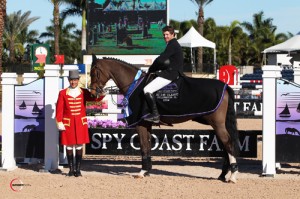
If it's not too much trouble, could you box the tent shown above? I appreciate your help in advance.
[177,26,216,73]
[103,2,117,11]
[263,32,300,66]
[263,32,300,53]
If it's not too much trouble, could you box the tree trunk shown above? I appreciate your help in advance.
[54,1,60,55]
[197,6,204,73]
[228,38,232,65]
[0,0,6,73]
[9,41,15,63]
[81,9,87,54]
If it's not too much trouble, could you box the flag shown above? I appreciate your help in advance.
[54,55,65,64]
[35,54,46,63]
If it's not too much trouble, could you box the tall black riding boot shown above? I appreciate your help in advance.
[66,150,74,177]
[144,92,160,123]
[74,149,83,177]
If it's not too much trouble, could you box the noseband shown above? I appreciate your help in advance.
[90,65,109,97]
[89,86,104,97]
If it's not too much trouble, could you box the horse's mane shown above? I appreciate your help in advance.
[103,57,140,70]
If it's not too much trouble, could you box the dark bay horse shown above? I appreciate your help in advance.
[90,56,240,183]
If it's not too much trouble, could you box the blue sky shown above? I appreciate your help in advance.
[7,0,300,35]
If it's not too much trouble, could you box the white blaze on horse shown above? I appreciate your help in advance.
[89,55,240,183]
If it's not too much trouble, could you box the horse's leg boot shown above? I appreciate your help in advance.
[144,92,160,123]
[66,153,74,177]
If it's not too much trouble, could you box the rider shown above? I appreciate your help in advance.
[143,25,184,123]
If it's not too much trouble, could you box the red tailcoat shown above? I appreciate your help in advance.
[56,88,103,145]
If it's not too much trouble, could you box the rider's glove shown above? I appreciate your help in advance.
[57,122,66,131]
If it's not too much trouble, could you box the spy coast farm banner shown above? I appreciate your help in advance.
[87,0,167,55]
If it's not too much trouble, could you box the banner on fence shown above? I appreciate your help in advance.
[86,129,260,157]
[14,79,45,159]
[276,78,300,162]
[235,99,262,118]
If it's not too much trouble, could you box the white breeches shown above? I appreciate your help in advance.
[143,77,171,94]
[66,145,83,150]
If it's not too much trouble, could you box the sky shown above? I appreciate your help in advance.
[7,0,300,36]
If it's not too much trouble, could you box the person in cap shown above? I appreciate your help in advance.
[56,70,104,177]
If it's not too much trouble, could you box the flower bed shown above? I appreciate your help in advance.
[87,118,126,129]
[86,101,108,116]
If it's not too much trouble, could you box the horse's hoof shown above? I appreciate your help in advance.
[133,174,144,179]
[227,178,237,184]
[227,175,237,183]
[133,171,150,179]
[217,176,226,182]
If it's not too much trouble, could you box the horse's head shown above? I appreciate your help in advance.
[89,55,110,98]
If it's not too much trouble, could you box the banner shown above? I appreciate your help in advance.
[86,129,260,157]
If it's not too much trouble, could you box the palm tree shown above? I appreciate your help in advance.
[190,0,214,73]
[19,28,40,44]
[241,11,277,66]
[224,20,242,65]
[49,0,63,55]
[3,11,39,63]
[0,0,6,72]
[60,0,87,55]
[40,18,81,64]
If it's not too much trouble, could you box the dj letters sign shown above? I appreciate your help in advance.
[86,129,260,157]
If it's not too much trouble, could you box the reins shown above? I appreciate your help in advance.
[104,71,144,110]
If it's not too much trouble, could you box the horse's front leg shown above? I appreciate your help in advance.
[135,123,152,178]
[218,151,230,181]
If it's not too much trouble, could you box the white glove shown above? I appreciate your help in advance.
[57,122,66,131]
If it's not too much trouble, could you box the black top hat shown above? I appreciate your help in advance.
[68,70,80,79]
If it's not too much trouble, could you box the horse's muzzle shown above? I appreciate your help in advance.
[89,86,105,98]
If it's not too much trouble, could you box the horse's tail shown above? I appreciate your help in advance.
[226,86,240,156]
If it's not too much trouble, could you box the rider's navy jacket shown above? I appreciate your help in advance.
[148,38,184,81]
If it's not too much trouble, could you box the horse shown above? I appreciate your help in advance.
[285,127,300,135]
[89,55,240,183]
[22,124,36,132]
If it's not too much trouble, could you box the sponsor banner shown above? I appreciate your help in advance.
[235,99,262,118]
[86,129,260,157]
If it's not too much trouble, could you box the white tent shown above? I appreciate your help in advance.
[263,32,300,53]
[177,26,216,73]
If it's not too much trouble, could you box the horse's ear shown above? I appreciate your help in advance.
[92,54,97,63]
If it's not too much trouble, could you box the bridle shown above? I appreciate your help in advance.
[89,65,108,98]
[90,59,145,109]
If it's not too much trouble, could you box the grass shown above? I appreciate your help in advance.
[88,24,165,55]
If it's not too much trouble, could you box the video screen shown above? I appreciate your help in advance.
[87,0,167,55]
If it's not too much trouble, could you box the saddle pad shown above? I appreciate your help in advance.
[125,75,227,127]
[155,76,227,116]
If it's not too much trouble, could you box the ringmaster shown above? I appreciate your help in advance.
[56,70,104,177]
